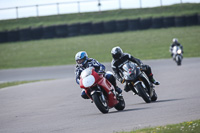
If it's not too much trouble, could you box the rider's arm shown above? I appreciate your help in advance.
[170,43,174,52]
[179,43,183,51]
[126,53,142,67]
[75,67,81,85]
[90,58,105,72]
[111,61,123,83]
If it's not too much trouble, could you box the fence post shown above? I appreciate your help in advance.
[98,0,101,13]
[77,1,80,14]
[118,0,121,9]
[16,7,18,19]
[36,5,39,17]
[57,3,60,15]
[160,0,162,6]
[139,0,142,8]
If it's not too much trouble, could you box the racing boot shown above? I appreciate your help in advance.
[114,86,123,99]
[149,77,160,85]
[115,86,122,94]
[124,84,131,92]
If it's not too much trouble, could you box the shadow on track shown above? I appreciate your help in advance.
[128,98,184,106]
[109,107,150,114]
[155,98,184,103]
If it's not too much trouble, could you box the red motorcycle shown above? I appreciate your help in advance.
[80,67,125,114]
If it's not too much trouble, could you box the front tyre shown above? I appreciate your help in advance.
[176,55,182,66]
[92,92,109,114]
[135,82,151,103]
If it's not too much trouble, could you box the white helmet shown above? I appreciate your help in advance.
[172,38,178,43]
[75,51,88,66]
[111,46,123,60]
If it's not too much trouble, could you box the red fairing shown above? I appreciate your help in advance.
[92,69,101,83]
[80,69,100,89]
[79,68,118,108]
[92,69,118,107]
[79,78,84,89]
[97,77,118,107]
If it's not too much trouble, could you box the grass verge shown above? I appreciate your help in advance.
[0,80,40,89]
[0,26,200,69]
[120,119,200,133]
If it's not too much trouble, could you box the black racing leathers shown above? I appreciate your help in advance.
[170,42,183,53]
[111,53,141,82]
[111,53,154,83]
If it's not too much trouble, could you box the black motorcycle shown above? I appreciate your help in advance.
[121,61,157,103]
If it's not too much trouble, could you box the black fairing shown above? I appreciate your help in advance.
[122,62,141,82]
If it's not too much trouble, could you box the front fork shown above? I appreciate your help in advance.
[90,85,107,103]
[130,74,153,97]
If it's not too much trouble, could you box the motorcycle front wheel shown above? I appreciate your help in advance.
[176,55,182,66]
[135,82,151,103]
[92,92,109,114]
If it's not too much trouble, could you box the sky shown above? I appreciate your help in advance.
[0,0,199,20]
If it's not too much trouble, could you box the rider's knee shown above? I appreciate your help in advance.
[81,90,89,99]
[105,71,116,86]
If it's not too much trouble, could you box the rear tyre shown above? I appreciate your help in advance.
[135,83,151,103]
[114,96,125,111]
[92,92,109,114]
[151,89,158,102]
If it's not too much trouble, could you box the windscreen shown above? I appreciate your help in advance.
[80,67,93,79]
[122,62,136,72]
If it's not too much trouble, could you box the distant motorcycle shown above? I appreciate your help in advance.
[80,67,125,114]
[121,61,157,103]
[172,46,183,66]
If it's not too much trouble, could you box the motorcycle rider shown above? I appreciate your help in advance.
[170,38,183,57]
[111,46,160,92]
[75,51,122,99]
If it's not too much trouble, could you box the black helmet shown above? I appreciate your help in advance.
[111,46,123,60]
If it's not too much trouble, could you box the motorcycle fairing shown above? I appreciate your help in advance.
[122,62,141,82]
[97,77,118,107]
[80,67,118,107]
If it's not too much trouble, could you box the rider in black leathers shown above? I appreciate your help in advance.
[170,38,183,57]
[111,46,160,92]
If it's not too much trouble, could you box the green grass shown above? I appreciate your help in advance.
[0,3,200,31]
[0,80,40,89]
[0,79,53,89]
[120,119,200,133]
[0,26,200,69]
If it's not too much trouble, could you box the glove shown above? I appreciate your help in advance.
[140,64,147,71]
[98,70,105,74]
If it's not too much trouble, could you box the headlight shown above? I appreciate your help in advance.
[82,75,95,88]
[177,49,182,54]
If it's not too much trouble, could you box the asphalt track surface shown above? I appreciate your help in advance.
[0,58,200,133]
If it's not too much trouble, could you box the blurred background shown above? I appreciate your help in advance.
[0,0,199,69]
[0,0,200,20]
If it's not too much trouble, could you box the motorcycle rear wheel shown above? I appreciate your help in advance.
[114,96,125,111]
[151,89,158,102]
[92,93,109,114]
